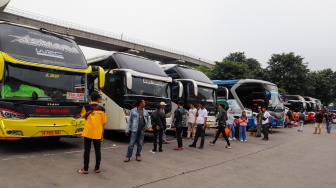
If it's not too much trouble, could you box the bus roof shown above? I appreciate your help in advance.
[0,22,87,69]
[161,64,215,85]
[213,79,276,86]
[87,52,169,78]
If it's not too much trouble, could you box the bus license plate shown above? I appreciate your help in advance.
[42,131,60,136]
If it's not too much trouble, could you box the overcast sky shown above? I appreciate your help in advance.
[6,0,336,71]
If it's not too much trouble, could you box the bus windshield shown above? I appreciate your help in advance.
[1,64,87,102]
[198,86,215,102]
[127,77,170,98]
[264,84,283,110]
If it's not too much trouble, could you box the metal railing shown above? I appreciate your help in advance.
[5,7,215,65]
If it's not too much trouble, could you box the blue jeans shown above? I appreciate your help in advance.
[126,130,145,158]
[228,124,235,138]
[239,126,246,140]
[326,120,332,133]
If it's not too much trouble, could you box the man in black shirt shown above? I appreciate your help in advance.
[151,104,165,152]
[314,110,324,134]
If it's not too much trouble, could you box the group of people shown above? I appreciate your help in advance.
[77,92,273,174]
[285,108,335,134]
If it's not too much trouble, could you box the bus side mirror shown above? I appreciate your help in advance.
[125,71,132,90]
[98,67,105,90]
[0,54,4,82]
[178,81,183,98]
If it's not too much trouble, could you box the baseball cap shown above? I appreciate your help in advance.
[160,101,167,106]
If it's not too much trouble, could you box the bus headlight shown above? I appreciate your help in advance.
[0,108,27,119]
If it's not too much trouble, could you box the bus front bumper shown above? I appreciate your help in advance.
[0,117,85,140]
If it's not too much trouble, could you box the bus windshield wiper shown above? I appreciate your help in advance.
[12,92,39,105]
[39,28,74,42]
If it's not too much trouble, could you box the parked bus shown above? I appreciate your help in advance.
[0,22,105,140]
[213,79,284,127]
[87,52,172,130]
[161,64,218,128]
[303,96,317,121]
[313,98,323,110]
[286,95,307,110]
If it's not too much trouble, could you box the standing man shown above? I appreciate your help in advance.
[173,101,185,150]
[298,110,305,132]
[151,103,165,152]
[256,106,263,137]
[78,92,107,174]
[261,106,271,141]
[187,103,197,139]
[314,110,324,134]
[210,104,231,148]
[227,108,236,140]
[159,101,170,144]
[325,109,333,134]
[189,101,208,149]
[124,99,151,162]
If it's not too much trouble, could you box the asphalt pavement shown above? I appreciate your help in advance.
[0,123,335,188]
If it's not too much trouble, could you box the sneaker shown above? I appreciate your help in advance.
[226,146,231,149]
[189,144,196,148]
[244,140,247,142]
[233,137,236,140]
[152,149,157,152]
[209,141,214,146]
[229,137,232,141]
[240,140,243,142]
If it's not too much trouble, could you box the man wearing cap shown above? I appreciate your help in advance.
[159,101,170,144]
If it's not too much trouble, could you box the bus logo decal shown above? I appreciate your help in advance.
[36,49,64,59]
[9,35,80,54]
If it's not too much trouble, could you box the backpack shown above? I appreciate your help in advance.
[179,108,187,127]
[84,104,105,120]
[174,108,186,128]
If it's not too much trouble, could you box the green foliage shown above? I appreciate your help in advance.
[192,51,335,105]
[267,52,309,95]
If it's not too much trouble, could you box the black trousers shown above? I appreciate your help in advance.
[192,124,205,147]
[176,127,183,148]
[212,125,230,146]
[83,137,101,171]
[262,124,269,139]
[153,128,163,150]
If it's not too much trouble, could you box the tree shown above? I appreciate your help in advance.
[210,60,248,80]
[267,52,309,95]
[308,69,335,105]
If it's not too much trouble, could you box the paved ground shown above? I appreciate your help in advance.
[0,123,335,188]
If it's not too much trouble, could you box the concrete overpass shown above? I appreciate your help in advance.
[0,4,214,67]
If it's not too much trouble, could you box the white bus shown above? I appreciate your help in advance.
[213,79,285,127]
[87,52,172,130]
[161,64,218,128]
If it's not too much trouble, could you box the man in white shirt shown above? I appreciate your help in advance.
[189,101,208,149]
[187,103,197,139]
[261,106,271,141]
